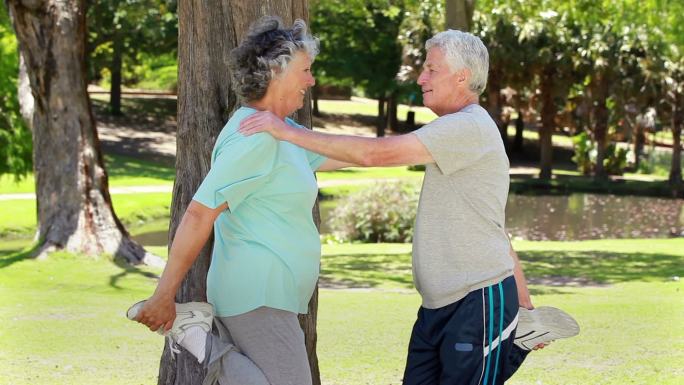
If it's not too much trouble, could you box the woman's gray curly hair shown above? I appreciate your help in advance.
[229,16,319,102]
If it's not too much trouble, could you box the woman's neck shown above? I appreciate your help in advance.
[247,94,288,119]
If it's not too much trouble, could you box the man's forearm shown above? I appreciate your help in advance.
[509,243,533,309]
[283,125,381,166]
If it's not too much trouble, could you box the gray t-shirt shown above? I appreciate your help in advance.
[412,103,513,309]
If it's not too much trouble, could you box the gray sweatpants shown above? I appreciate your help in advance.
[203,306,312,385]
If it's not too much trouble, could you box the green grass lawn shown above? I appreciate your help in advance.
[506,125,575,148]
[0,238,682,384]
[0,192,171,237]
[316,166,423,182]
[0,154,174,194]
[318,98,438,125]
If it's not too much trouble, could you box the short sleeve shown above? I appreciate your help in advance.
[193,132,278,211]
[304,149,327,171]
[285,118,327,170]
[413,113,485,175]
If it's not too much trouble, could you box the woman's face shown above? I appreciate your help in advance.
[270,51,316,114]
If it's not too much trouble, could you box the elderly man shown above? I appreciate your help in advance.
[241,30,578,385]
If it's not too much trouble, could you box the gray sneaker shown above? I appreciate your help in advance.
[127,300,213,333]
[514,306,580,350]
[127,300,214,362]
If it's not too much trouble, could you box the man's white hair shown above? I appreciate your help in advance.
[425,30,489,95]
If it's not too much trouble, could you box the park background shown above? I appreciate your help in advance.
[0,0,683,384]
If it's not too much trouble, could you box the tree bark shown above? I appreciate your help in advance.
[633,118,645,171]
[670,92,682,191]
[312,84,320,117]
[377,95,386,137]
[445,0,476,31]
[7,0,159,265]
[164,1,320,384]
[593,74,610,180]
[514,111,524,152]
[486,69,508,152]
[538,71,554,180]
[110,32,123,115]
[386,91,398,133]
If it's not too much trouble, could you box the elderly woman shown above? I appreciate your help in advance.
[127,16,350,385]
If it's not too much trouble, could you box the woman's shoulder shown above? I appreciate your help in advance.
[284,117,307,130]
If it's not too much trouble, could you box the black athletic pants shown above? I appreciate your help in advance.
[403,275,529,385]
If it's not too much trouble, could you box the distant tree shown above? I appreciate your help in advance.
[664,52,683,191]
[445,0,475,31]
[0,4,31,178]
[87,0,177,114]
[311,0,405,136]
[519,10,580,180]
[475,6,525,151]
[6,0,160,263]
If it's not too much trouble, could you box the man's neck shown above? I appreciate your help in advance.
[438,93,479,116]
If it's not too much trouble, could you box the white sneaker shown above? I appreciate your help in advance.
[127,300,214,363]
[514,306,580,350]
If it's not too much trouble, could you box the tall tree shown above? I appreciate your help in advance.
[445,0,475,31]
[665,53,683,192]
[86,0,177,115]
[6,0,159,264]
[310,0,405,136]
[0,4,31,178]
[519,10,579,180]
[161,1,321,384]
[475,6,525,152]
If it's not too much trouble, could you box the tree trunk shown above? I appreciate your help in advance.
[386,91,398,133]
[486,70,508,152]
[538,72,554,180]
[445,0,476,31]
[670,92,683,190]
[110,33,123,115]
[593,75,610,180]
[312,85,320,117]
[633,118,645,171]
[377,95,386,137]
[164,1,320,384]
[514,111,524,152]
[7,0,159,265]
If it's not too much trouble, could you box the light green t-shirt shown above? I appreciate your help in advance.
[193,107,327,317]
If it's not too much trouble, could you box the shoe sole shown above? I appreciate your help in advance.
[126,300,214,335]
[515,306,580,350]
[126,300,146,320]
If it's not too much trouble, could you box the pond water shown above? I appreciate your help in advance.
[132,193,684,245]
[503,194,684,241]
[320,193,684,241]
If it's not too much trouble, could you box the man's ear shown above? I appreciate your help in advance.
[457,68,471,84]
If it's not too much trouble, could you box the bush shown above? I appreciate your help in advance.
[329,181,419,243]
[572,131,629,176]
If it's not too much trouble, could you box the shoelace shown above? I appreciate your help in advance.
[166,334,181,359]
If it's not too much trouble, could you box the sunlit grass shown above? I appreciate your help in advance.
[0,154,174,194]
[318,97,437,125]
[0,192,171,237]
[0,239,681,384]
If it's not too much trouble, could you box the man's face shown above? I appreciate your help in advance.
[417,47,466,116]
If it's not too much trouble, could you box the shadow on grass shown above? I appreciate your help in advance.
[91,98,177,132]
[0,245,38,269]
[519,250,684,284]
[320,252,413,289]
[109,257,160,290]
[104,154,175,181]
[319,248,684,290]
